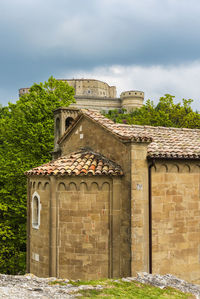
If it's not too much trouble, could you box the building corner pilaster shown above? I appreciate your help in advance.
[130,142,149,276]
[49,176,57,277]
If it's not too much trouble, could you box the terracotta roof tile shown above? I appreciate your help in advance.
[144,126,200,159]
[77,110,200,160]
[58,109,154,144]
[83,110,154,143]
[25,149,123,176]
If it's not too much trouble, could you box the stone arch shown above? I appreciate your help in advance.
[101,182,110,191]
[157,164,168,173]
[32,181,36,189]
[69,182,77,191]
[90,182,99,191]
[58,182,66,191]
[80,182,88,192]
[44,182,50,190]
[181,164,190,173]
[193,164,200,173]
[37,182,43,190]
[31,191,41,229]
[168,164,179,173]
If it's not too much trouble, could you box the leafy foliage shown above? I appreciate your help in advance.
[104,94,200,128]
[0,77,75,274]
[0,89,199,275]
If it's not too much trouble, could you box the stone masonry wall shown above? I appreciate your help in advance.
[28,175,124,279]
[60,117,132,276]
[66,79,116,98]
[28,178,50,277]
[57,177,111,280]
[152,161,200,284]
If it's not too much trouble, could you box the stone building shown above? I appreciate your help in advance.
[19,79,144,112]
[25,108,200,284]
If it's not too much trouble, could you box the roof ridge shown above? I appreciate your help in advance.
[62,148,121,167]
[56,109,200,160]
[82,109,200,132]
[81,110,153,142]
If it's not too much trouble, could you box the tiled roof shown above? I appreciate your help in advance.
[25,149,123,176]
[60,110,200,159]
[133,125,200,159]
[60,109,153,143]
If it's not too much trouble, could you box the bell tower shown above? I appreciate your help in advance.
[53,107,79,158]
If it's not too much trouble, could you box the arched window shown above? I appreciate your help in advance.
[32,191,41,229]
[65,117,74,130]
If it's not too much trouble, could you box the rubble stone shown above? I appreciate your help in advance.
[0,272,199,298]
[134,273,200,298]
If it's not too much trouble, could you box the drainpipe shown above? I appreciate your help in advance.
[148,160,155,274]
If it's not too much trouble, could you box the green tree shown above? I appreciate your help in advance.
[0,76,75,274]
[104,94,200,128]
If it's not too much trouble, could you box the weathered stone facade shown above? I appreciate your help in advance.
[26,108,200,284]
[19,79,144,112]
[151,161,200,284]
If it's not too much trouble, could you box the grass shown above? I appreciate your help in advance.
[48,280,67,286]
[49,278,195,298]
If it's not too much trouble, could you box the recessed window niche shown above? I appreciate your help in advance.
[32,191,41,229]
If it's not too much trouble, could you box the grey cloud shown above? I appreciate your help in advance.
[72,62,200,111]
[1,0,200,104]
[1,0,200,64]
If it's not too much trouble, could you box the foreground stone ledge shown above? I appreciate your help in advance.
[0,272,199,298]
[0,273,103,298]
[130,273,200,298]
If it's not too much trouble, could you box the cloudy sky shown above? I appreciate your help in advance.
[1,0,200,110]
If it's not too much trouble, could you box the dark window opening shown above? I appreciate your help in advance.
[65,117,74,130]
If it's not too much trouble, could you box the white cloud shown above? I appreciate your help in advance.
[63,61,200,111]
[1,0,200,106]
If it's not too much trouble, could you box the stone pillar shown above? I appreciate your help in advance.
[53,109,65,152]
[112,177,122,277]
[130,143,149,275]
[49,176,57,277]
